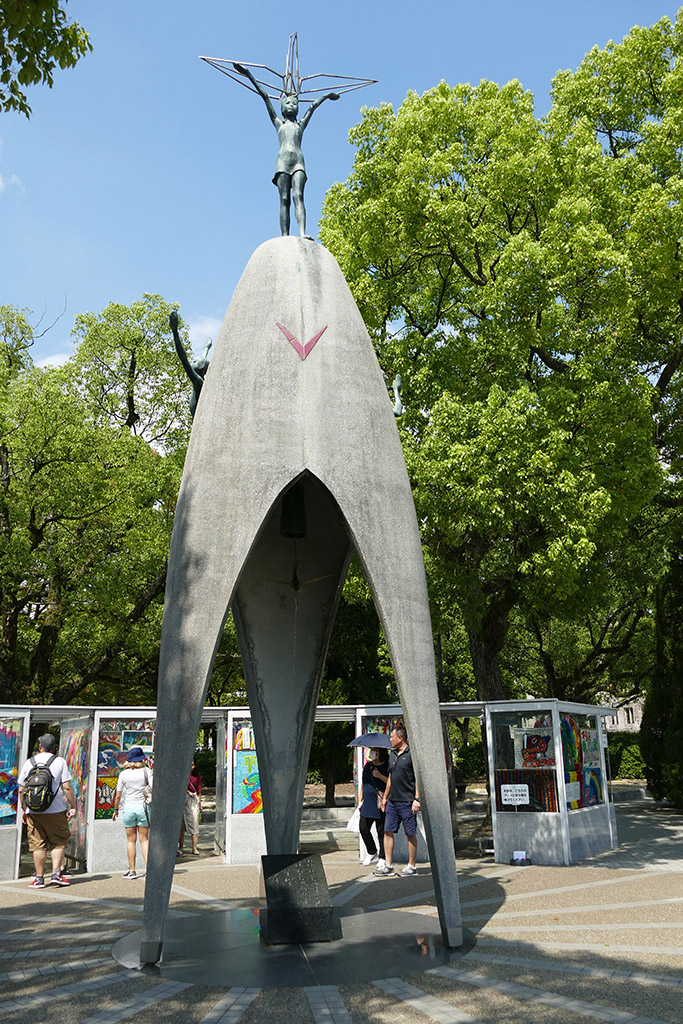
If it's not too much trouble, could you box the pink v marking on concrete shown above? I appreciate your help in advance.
[276,322,327,360]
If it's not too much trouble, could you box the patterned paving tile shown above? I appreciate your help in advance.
[430,964,678,1024]
[374,977,485,1024]
[74,980,191,1024]
[199,988,261,1023]
[306,985,354,1023]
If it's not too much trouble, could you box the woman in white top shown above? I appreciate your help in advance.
[112,746,152,880]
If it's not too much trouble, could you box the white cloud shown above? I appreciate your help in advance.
[187,314,222,358]
[0,172,23,197]
[35,353,71,368]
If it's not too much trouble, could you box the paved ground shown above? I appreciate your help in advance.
[1,797,681,1024]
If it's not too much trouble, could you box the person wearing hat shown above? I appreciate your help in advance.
[17,733,77,889]
[112,746,153,880]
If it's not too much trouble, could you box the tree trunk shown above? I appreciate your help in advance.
[435,631,444,699]
[466,587,516,833]
[467,628,507,701]
[0,598,20,703]
[324,764,336,808]
[29,570,63,701]
[466,580,517,702]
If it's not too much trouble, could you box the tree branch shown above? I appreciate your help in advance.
[51,561,168,703]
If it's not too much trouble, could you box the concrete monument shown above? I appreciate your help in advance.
[139,38,463,966]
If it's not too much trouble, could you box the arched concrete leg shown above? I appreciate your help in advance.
[140,623,225,963]
[367,577,462,945]
[141,476,352,962]
[328,490,464,948]
[140,481,289,962]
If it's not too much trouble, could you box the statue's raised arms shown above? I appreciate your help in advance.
[170,310,212,418]
[200,34,375,237]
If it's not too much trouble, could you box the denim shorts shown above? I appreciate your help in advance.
[384,800,417,836]
[122,803,149,828]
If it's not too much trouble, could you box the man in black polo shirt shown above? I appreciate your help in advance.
[373,725,420,876]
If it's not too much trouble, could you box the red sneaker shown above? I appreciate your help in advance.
[49,872,70,886]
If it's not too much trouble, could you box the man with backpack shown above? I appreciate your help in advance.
[17,733,77,889]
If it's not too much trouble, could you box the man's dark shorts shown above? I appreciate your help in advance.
[384,800,417,836]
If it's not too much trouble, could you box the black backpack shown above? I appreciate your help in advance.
[23,754,58,812]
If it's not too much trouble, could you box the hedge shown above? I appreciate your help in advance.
[454,742,486,779]
[606,731,646,780]
[194,749,217,786]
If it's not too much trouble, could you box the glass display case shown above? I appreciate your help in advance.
[487,700,617,865]
[94,716,156,819]
[0,700,619,875]
[0,716,25,827]
[89,710,156,873]
[223,711,266,863]
[0,711,29,880]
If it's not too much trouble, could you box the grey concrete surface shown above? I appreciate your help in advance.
[145,237,463,958]
[233,475,352,857]
[1,800,681,1024]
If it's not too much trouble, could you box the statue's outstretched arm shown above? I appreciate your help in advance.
[170,311,203,388]
[300,91,340,131]
[233,63,280,127]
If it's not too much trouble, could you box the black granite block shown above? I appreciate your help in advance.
[259,854,337,944]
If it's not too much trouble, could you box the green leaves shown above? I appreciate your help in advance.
[321,11,683,702]
[549,15,681,168]
[69,294,192,453]
[1,1,91,117]
[0,298,192,705]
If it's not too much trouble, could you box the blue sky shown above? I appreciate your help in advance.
[1,1,679,364]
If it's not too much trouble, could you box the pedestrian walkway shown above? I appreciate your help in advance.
[1,799,681,1023]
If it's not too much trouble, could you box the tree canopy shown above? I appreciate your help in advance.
[640,537,683,806]
[320,10,683,703]
[1,1,91,117]
[0,299,191,705]
[4,12,683,720]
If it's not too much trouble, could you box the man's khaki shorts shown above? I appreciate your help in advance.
[26,812,71,850]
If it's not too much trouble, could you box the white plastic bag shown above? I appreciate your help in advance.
[346,806,361,832]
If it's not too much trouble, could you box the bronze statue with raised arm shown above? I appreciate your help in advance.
[170,310,212,418]
[233,62,338,237]
[200,34,376,238]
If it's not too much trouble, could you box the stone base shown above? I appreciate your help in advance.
[139,940,163,965]
[112,908,473,987]
[259,853,337,944]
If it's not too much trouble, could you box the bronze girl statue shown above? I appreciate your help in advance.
[201,35,375,238]
[233,62,339,237]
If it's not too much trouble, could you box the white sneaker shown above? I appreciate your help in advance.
[376,858,386,869]
[401,864,417,876]
[362,853,378,866]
